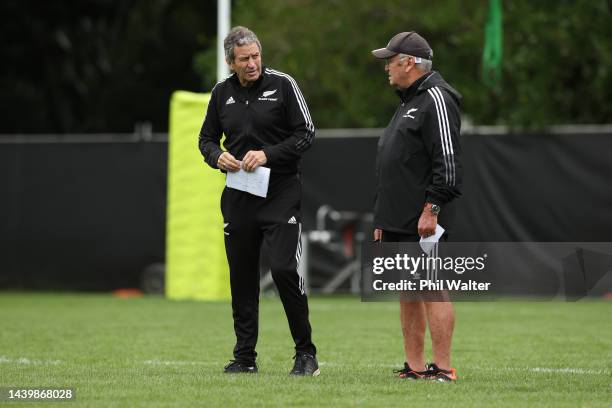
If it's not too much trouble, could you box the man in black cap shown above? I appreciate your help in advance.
[371,31,462,382]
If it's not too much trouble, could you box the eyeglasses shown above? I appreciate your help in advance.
[384,55,410,67]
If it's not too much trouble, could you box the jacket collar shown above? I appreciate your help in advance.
[395,71,435,103]
[395,71,462,103]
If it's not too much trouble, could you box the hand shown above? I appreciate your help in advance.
[217,152,241,172]
[373,228,382,243]
[242,150,267,172]
[418,205,437,238]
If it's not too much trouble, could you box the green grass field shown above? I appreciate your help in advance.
[0,293,610,407]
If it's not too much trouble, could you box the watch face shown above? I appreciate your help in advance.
[430,205,441,215]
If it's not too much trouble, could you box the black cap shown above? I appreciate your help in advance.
[371,31,433,60]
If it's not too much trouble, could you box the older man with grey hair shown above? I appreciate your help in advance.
[199,26,319,376]
[371,31,463,382]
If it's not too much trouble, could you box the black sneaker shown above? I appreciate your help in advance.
[394,362,428,379]
[424,363,457,382]
[223,360,258,374]
[289,352,320,376]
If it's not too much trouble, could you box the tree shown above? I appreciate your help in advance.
[2,0,610,132]
[0,0,217,133]
[231,0,612,128]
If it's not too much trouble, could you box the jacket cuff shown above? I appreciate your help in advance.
[425,192,445,207]
[262,147,275,165]
[211,150,223,169]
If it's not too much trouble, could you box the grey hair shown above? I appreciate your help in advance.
[224,26,262,63]
[416,58,433,73]
[398,53,432,73]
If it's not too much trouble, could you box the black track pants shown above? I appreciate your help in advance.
[221,174,316,364]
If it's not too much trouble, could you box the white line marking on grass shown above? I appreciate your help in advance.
[139,359,610,376]
[529,367,609,375]
[143,359,217,366]
[466,365,610,376]
[0,355,61,365]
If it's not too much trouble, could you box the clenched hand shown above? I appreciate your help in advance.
[217,152,241,172]
[417,207,437,238]
[242,150,267,172]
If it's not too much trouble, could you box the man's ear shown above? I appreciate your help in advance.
[404,57,415,73]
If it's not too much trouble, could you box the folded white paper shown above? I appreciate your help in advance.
[419,224,445,254]
[226,166,270,198]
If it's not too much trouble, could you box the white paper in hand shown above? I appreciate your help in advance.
[419,224,445,255]
[226,166,270,198]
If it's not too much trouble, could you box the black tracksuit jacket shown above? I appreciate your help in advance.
[198,67,314,175]
[374,71,463,235]
[197,67,317,360]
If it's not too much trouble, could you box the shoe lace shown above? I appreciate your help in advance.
[292,354,305,372]
[426,363,452,376]
[393,363,412,374]
[225,360,240,369]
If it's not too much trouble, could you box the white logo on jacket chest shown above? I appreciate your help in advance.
[226,96,235,105]
[258,89,278,101]
[402,107,418,119]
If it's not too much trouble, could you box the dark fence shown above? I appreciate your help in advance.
[0,134,167,290]
[1,127,611,290]
[301,127,612,242]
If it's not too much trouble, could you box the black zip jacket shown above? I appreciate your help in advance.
[374,71,463,234]
[199,67,315,175]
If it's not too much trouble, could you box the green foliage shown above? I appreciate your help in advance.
[0,0,217,133]
[2,1,610,132]
[232,0,612,128]
[193,44,218,91]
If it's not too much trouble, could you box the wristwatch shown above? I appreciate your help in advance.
[429,204,441,215]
